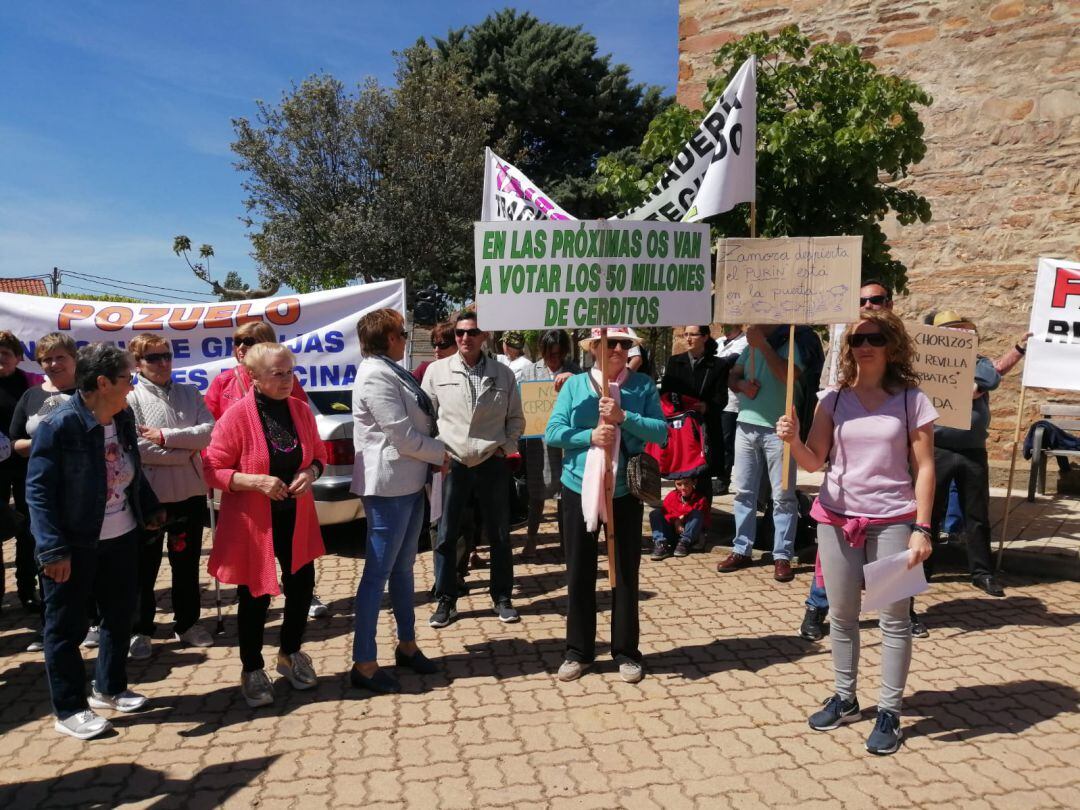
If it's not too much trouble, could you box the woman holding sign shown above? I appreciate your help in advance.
[545,327,666,684]
[776,310,936,755]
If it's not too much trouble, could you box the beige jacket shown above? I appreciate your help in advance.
[421,354,525,467]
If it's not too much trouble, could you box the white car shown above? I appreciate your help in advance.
[306,389,364,524]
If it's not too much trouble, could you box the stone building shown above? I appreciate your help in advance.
[679,0,1079,475]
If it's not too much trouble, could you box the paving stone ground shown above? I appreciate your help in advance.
[1,493,1078,809]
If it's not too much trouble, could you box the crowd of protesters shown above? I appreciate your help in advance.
[0,287,1036,754]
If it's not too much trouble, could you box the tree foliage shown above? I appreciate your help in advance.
[231,48,495,301]
[596,26,932,291]
[430,9,669,218]
[172,235,279,300]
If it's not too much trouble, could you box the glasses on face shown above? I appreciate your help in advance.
[142,352,173,364]
[399,329,409,340]
[432,339,454,350]
[236,337,261,348]
[455,328,482,338]
[849,332,888,348]
[859,295,890,307]
[607,339,633,351]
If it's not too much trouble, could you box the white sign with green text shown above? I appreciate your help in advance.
[473,221,712,330]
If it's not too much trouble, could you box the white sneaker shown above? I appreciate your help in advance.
[616,656,644,684]
[307,595,329,618]
[26,635,44,653]
[241,669,275,707]
[128,633,152,660]
[88,683,148,713]
[175,624,214,648]
[81,626,100,649]
[55,709,111,740]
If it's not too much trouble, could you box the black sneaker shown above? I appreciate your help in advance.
[493,599,520,623]
[650,540,671,561]
[808,694,860,731]
[972,574,1006,598]
[910,612,929,638]
[429,597,457,628]
[673,540,691,558]
[799,607,827,641]
[866,709,903,755]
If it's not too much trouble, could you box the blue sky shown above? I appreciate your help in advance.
[0,1,676,303]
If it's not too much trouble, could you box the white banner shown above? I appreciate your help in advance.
[1024,256,1080,391]
[615,56,756,223]
[0,280,405,392]
[481,147,576,222]
[474,220,711,330]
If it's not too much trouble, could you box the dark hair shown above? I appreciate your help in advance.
[539,330,570,358]
[75,343,133,392]
[356,308,404,355]
[697,325,711,337]
[860,278,893,300]
[0,331,24,360]
[455,310,478,325]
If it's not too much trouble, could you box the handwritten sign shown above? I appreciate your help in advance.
[714,236,862,325]
[909,322,977,430]
[520,380,559,438]
[474,221,712,330]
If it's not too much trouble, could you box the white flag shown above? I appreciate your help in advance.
[481,147,576,222]
[616,56,756,223]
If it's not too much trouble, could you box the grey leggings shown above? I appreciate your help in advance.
[818,521,913,713]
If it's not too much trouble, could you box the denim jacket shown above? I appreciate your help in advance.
[26,391,161,565]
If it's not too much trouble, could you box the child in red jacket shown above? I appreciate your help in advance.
[649,478,710,560]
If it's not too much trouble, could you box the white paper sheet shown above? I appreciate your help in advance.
[429,472,443,524]
[862,550,928,612]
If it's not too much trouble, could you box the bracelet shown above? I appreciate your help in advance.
[1015,343,1026,356]
[910,524,933,539]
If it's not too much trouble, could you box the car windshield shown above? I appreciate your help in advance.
[308,390,352,415]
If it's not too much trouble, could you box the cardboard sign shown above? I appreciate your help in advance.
[474,221,712,330]
[519,380,559,438]
[909,322,977,430]
[1023,256,1080,392]
[714,236,862,325]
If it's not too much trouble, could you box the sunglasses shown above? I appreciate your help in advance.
[143,352,173,363]
[859,295,890,306]
[432,339,454,350]
[399,329,409,340]
[455,328,482,338]
[848,332,888,348]
[236,337,262,348]
[602,339,633,351]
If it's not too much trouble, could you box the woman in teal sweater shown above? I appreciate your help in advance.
[545,327,667,684]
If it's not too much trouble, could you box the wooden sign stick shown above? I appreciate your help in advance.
[599,328,617,589]
[781,324,796,478]
[996,384,1028,572]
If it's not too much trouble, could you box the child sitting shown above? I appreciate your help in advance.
[648,478,710,560]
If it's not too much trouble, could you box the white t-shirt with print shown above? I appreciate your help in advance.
[99,422,137,540]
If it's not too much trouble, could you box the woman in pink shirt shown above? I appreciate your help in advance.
[777,310,936,756]
[205,322,307,420]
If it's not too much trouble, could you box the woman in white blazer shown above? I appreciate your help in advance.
[349,308,447,693]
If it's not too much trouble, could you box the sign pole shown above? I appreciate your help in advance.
[599,328,617,589]
[781,323,796,476]
[996,385,1028,572]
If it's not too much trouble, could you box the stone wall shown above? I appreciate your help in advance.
[679,0,1080,474]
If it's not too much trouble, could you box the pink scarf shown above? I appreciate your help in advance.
[582,368,628,532]
[809,498,916,587]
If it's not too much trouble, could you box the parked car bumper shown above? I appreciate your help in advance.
[313,474,364,525]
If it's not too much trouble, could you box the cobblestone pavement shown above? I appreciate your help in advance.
[1,503,1078,809]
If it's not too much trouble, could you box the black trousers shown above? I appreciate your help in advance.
[561,487,643,664]
[237,505,315,672]
[0,467,39,599]
[134,495,207,636]
[931,446,993,578]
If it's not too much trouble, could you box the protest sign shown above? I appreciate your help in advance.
[0,280,405,392]
[1023,257,1080,391]
[714,236,861,325]
[473,220,712,330]
[908,322,977,430]
[481,147,575,222]
[519,381,558,438]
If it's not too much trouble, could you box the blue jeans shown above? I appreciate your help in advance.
[41,531,138,719]
[434,457,513,602]
[943,480,963,534]
[806,578,829,610]
[353,491,426,663]
[731,423,797,560]
[649,507,704,547]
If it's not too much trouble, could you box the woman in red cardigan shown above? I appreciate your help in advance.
[204,343,326,707]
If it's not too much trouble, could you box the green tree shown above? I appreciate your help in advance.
[231,49,495,300]
[430,9,669,217]
[597,26,932,291]
[172,235,279,300]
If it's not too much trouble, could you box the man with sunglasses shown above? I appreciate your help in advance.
[422,311,525,628]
